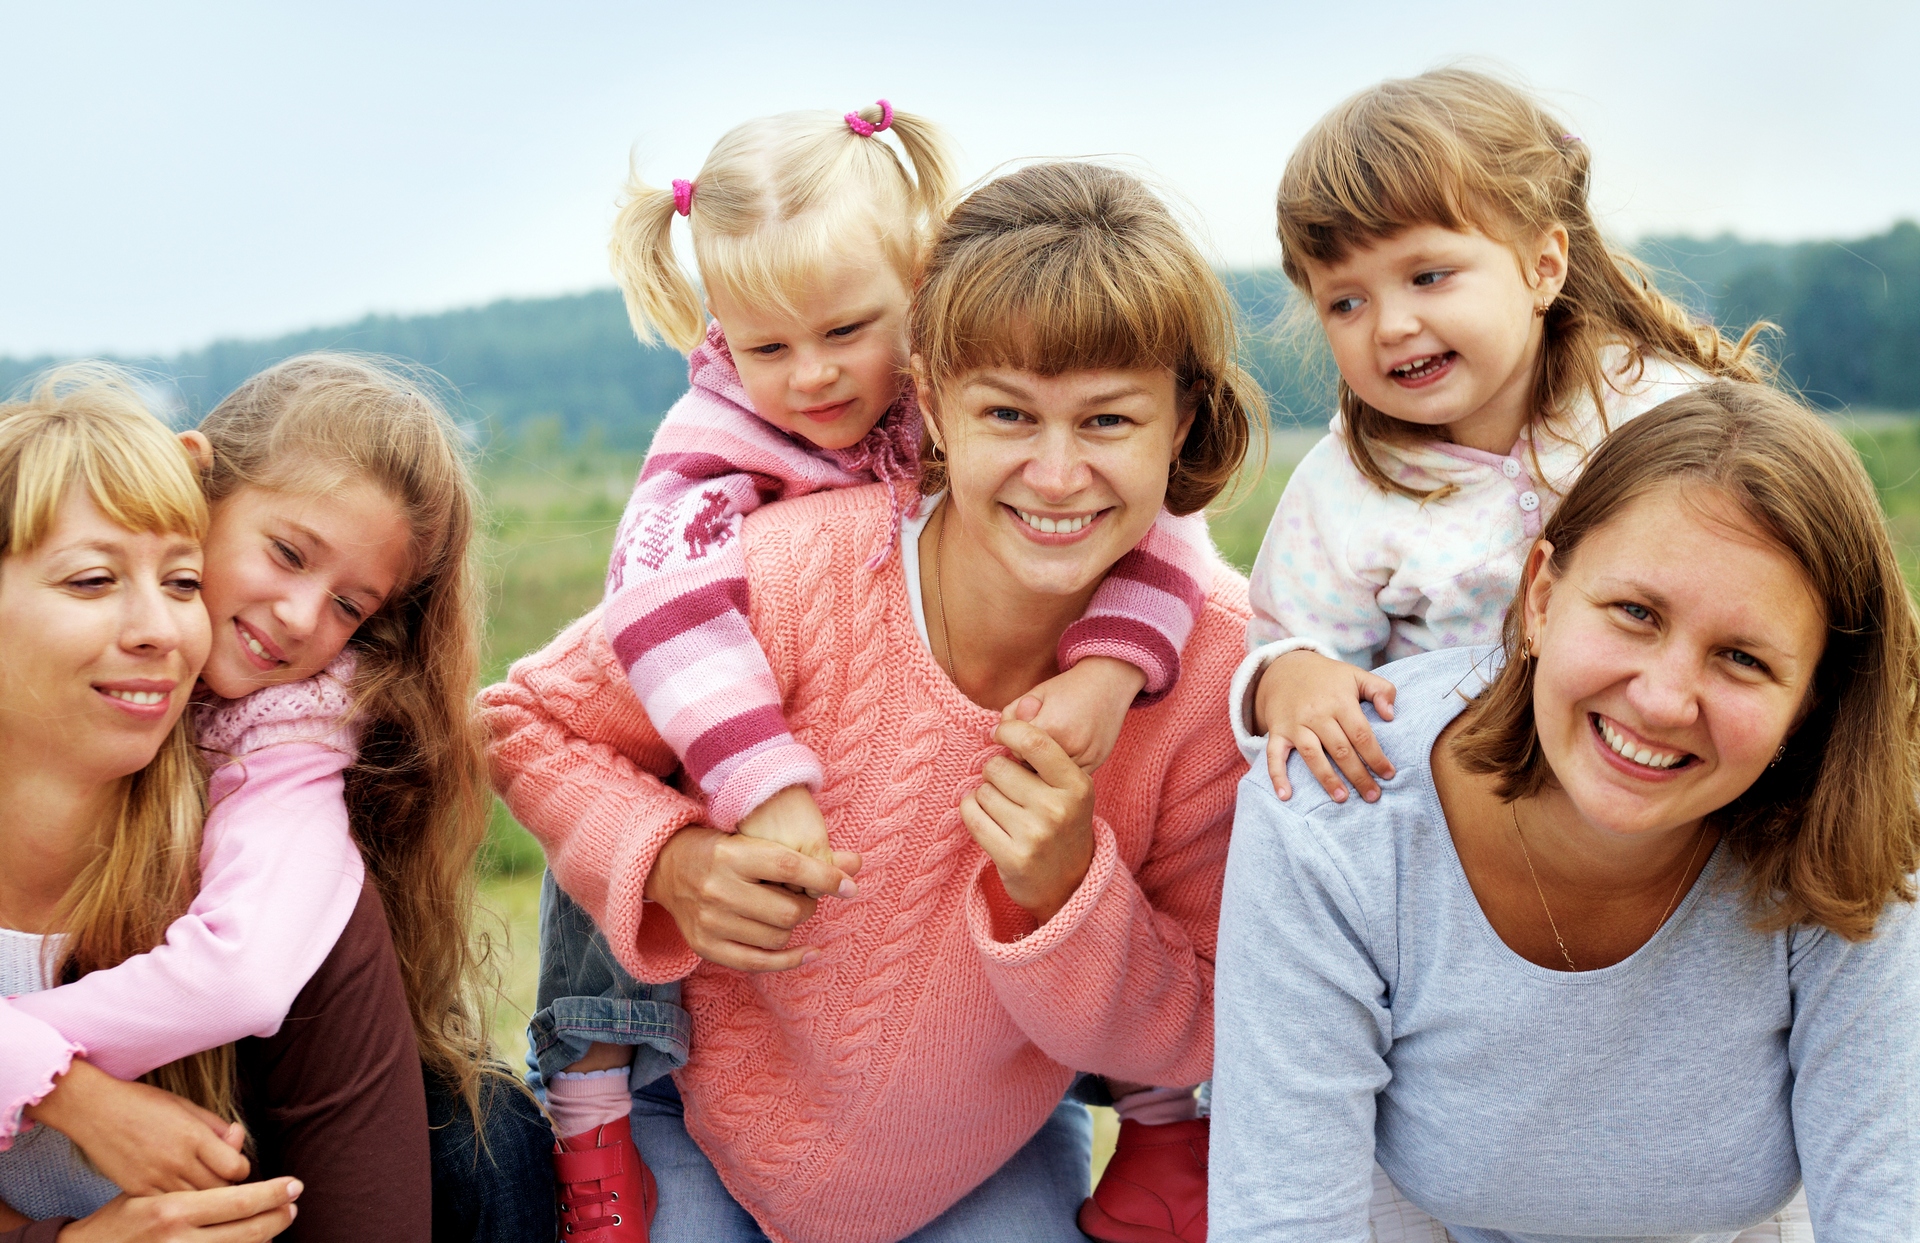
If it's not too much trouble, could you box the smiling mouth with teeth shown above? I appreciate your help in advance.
[1014,508,1096,535]
[104,689,167,706]
[1594,714,1691,771]
[238,622,285,666]
[1389,352,1455,381]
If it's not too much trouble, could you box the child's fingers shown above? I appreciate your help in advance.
[1288,729,1355,804]
[1337,703,1396,783]
[1317,715,1384,803]
[1358,671,1398,721]
[1002,694,1043,724]
[196,1132,250,1184]
[1266,737,1295,800]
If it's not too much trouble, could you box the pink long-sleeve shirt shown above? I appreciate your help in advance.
[0,658,363,1146]
[603,322,1213,829]
[488,485,1248,1243]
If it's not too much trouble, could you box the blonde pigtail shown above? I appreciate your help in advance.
[877,107,959,224]
[609,169,707,354]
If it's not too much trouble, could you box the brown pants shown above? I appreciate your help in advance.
[2,882,430,1243]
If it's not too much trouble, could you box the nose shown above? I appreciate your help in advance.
[273,583,330,642]
[1022,426,1093,500]
[792,352,839,396]
[1372,291,1419,346]
[1626,641,1702,732]
[120,579,186,657]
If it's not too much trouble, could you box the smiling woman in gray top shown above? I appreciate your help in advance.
[1211,383,1920,1242]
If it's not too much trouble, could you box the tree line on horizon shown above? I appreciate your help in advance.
[4,222,1915,449]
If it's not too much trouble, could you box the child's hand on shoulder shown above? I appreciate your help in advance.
[1004,657,1147,774]
[735,785,835,895]
[1253,650,1397,804]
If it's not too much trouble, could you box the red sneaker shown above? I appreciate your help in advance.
[1077,1117,1209,1243]
[554,1116,658,1242]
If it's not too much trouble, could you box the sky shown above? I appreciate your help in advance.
[3,0,1916,358]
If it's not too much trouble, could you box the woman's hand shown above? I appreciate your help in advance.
[26,1060,249,1194]
[644,827,861,972]
[961,718,1097,926]
[1252,649,1397,802]
[1004,656,1147,773]
[57,1178,300,1242]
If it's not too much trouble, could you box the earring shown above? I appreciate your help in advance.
[1533,300,1553,318]
[1769,743,1787,768]
[1524,634,1538,659]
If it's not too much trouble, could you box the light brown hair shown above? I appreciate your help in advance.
[198,354,499,1106]
[0,365,233,1117]
[1277,67,1770,500]
[612,102,957,352]
[1453,382,1920,939]
[911,162,1264,514]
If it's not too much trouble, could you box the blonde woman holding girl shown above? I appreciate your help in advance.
[488,161,1255,1243]
[1235,69,1768,805]
[527,100,1224,1238]
[0,358,551,1240]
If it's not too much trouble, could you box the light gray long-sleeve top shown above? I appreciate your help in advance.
[1211,645,1919,1243]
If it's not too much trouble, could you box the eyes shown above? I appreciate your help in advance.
[269,538,369,624]
[1610,600,1771,675]
[65,570,201,599]
[983,407,1133,431]
[742,320,870,357]
[1324,269,1455,316]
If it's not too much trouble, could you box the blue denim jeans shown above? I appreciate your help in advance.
[630,1077,1093,1243]
[427,1069,556,1242]
[527,870,691,1092]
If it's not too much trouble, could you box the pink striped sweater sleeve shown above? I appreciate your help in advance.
[603,324,874,829]
[1059,508,1215,705]
[6,657,364,1085]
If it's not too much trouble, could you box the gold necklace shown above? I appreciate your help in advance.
[1508,802,1708,973]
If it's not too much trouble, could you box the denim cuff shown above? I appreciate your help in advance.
[526,992,692,1088]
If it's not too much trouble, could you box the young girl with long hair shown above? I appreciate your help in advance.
[1,355,545,1240]
[533,100,1224,1236]
[1235,68,1770,807]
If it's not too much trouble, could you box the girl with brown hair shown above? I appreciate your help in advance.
[1213,384,1920,1239]
[1236,67,1770,815]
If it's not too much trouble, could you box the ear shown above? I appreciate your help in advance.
[1519,537,1558,653]
[1170,379,1200,460]
[1530,224,1571,300]
[178,430,214,474]
[910,354,942,453]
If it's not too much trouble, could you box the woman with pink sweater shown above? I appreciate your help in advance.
[483,161,1258,1243]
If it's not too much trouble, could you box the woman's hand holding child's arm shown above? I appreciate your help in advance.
[25,1060,248,1195]
[645,828,861,972]
[1003,656,1147,773]
[1253,649,1398,803]
[734,785,835,896]
[960,719,1097,926]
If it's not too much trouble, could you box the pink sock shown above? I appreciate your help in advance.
[547,1067,632,1140]
[1112,1085,1201,1126]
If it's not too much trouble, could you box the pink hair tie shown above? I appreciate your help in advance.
[672,179,695,217]
[845,99,893,138]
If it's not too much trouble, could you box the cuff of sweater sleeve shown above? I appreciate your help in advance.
[1059,617,1179,706]
[1228,637,1344,766]
[703,742,826,831]
[967,819,1121,965]
[0,1035,85,1149]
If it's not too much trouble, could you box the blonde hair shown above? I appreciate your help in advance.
[1453,383,1920,939]
[0,365,232,1117]
[197,354,500,1109]
[612,102,957,352]
[1277,67,1770,500]
[912,162,1264,514]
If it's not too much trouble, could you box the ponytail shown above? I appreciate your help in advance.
[609,169,707,354]
[850,101,957,224]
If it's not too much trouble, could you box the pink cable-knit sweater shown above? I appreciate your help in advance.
[486,485,1248,1243]
[603,322,1213,829]
[0,656,364,1146]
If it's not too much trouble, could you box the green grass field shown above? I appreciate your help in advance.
[472,416,1919,1178]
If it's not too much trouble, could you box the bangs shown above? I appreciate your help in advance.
[0,367,207,555]
[1277,106,1481,272]
[695,198,917,325]
[917,211,1230,389]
